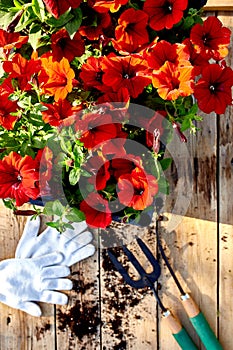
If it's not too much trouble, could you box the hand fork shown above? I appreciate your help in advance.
[108,238,198,349]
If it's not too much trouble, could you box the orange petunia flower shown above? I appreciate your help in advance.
[39,56,75,101]
[152,61,194,100]
[0,29,28,57]
[90,0,129,13]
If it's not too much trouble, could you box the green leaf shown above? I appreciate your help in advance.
[28,27,42,50]
[160,158,172,171]
[65,7,82,38]
[45,10,73,28]
[32,0,45,22]
[0,10,17,29]
[158,176,170,195]
[52,200,65,216]
[46,221,60,229]
[69,168,81,186]
[43,201,54,215]
[65,207,85,222]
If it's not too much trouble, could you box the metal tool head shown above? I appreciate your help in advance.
[107,237,161,289]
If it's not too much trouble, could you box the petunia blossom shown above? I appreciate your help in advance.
[39,56,75,101]
[117,167,158,210]
[190,16,231,61]
[0,88,19,130]
[194,64,233,114]
[51,29,85,62]
[0,152,40,206]
[144,0,188,31]
[113,8,149,54]
[42,0,81,19]
[80,192,112,228]
[90,0,129,13]
[152,61,194,100]
[3,53,41,91]
[42,99,83,126]
[101,55,151,98]
[0,29,28,57]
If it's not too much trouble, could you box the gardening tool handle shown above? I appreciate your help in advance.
[181,294,223,350]
[163,310,198,350]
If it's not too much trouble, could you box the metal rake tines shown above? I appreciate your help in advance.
[107,238,161,290]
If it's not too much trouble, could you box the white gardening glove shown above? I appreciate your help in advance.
[0,252,72,316]
[15,216,95,267]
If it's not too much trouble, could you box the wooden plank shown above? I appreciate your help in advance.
[158,107,219,349]
[204,0,233,11]
[0,202,56,350]
[56,229,101,350]
[218,12,233,349]
[100,222,158,349]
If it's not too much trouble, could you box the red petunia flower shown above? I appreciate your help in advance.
[80,192,112,228]
[90,0,128,13]
[144,40,189,71]
[194,64,233,114]
[152,61,194,100]
[0,88,19,130]
[117,167,158,210]
[79,56,108,92]
[51,29,85,62]
[0,152,40,206]
[79,10,111,41]
[42,99,82,126]
[101,55,151,98]
[143,0,188,31]
[182,38,209,75]
[190,16,231,61]
[0,29,28,57]
[76,113,119,149]
[111,156,143,180]
[39,56,75,101]
[85,155,111,191]
[113,8,149,54]
[42,0,81,19]
[3,53,41,91]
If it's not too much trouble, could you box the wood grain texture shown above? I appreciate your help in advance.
[204,0,233,11]
[218,12,233,349]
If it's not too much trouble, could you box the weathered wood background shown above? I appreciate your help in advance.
[0,6,233,350]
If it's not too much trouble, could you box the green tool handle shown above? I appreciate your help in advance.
[181,294,223,350]
[163,310,198,349]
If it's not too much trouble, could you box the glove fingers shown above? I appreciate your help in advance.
[40,290,68,305]
[68,244,95,266]
[42,278,73,291]
[36,251,64,267]
[15,216,41,258]
[63,231,93,254]
[62,221,88,242]
[42,265,70,279]
[18,301,42,317]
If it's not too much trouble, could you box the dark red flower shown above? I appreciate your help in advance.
[111,156,142,180]
[144,0,188,31]
[79,56,109,92]
[35,147,53,196]
[194,64,233,114]
[85,155,111,191]
[79,10,111,41]
[190,16,231,61]
[0,88,19,130]
[80,192,112,228]
[182,38,209,75]
[42,0,81,19]
[101,55,151,98]
[51,29,85,62]
[0,152,40,206]
[42,99,83,126]
[113,8,149,54]
[117,167,158,210]
[76,113,119,149]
